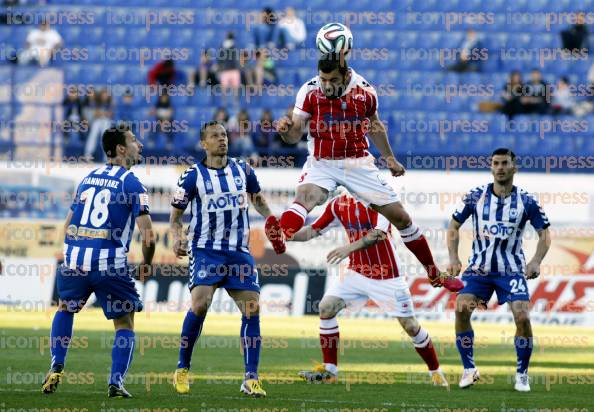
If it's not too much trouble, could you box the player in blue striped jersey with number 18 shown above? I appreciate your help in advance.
[447,148,551,392]
[170,121,284,398]
[42,124,156,398]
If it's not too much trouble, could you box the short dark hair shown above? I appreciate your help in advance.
[318,53,348,76]
[102,123,130,158]
[491,147,516,161]
[200,120,223,140]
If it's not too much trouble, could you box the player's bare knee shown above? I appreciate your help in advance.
[455,295,476,315]
[114,313,134,330]
[398,316,419,336]
[513,310,531,327]
[242,300,260,317]
[319,300,339,318]
[191,299,210,317]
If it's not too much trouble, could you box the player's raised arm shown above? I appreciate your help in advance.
[367,112,405,177]
[289,225,321,242]
[275,112,307,145]
[327,228,385,265]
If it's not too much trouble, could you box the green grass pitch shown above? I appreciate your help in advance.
[1,308,592,411]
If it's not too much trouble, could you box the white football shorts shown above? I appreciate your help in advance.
[297,155,400,207]
[324,267,415,318]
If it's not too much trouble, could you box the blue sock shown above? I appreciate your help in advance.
[177,311,205,369]
[456,330,476,369]
[50,311,74,369]
[515,336,533,374]
[109,329,135,387]
[241,315,261,380]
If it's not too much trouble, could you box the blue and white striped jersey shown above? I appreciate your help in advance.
[453,183,550,275]
[63,164,150,271]
[171,158,261,254]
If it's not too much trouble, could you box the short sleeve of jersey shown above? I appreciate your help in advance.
[69,182,83,211]
[240,162,261,194]
[452,189,478,224]
[374,213,391,234]
[171,166,197,210]
[311,198,338,233]
[293,79,315,118]
[365,86,378,117]
[125,174,150,217]
[525,195,550,231]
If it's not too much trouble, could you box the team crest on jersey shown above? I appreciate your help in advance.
[353,94,365,101]
[205,180,213,191]
[509,209,518,219]
[234,176,243,188]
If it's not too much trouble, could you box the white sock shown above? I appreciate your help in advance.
[411,327,430,348]
[399,223,422,243]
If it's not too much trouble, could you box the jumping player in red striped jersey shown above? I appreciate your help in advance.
[289,191,449,387]
[274,53,462,292]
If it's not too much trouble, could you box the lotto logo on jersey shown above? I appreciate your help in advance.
[482,222,514,239]
[204,191,247,212]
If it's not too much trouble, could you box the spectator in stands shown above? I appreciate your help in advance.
[522,69,550,115]
[84,88,114,159]
[116,88,135,126]
[277,7,306,50]
[81,86,98,128]
[18,20,63,67]
[213,107,230,129]
[500,71,524,119]
[447,29,482,73]
[62,86,85,144]
[252,7,278,49]
[194,50,218,88]
[254,109,275,154]
[228,109,256,159]
[217,32,241,105]
[561,12,589,54]
[253,49,277,88]
[148,59,187,87]
[551,77,576,115]
[151,93,175,149]
[239,49,255,88]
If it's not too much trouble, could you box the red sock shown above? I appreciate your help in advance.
[319,317,339,366]
[399,224,440,279]
[280,202,308,239]
[412,327,440,371]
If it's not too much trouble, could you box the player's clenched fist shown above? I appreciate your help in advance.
[275,116,293,136]
[447,257,462,277]
[385,156,406,177]
[173,239,188,258]
[525,260,541,279]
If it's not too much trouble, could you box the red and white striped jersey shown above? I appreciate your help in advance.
[311,194,400,280]
[293,68,378,160]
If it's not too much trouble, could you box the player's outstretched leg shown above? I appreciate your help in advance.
[299,297,343,383]
[42,306,74,394]
[108,313,136,398]
[371,202,463,292]
[280,184,328,240]
[174,285,214,394]
[510,300,533,392]
[398,317,448,387]
[229,290,266,398]
[455,294,480,388]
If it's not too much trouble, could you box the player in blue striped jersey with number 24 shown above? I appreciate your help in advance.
[170,121,283,398]
[447,148,551,392]
[42,124,156,398]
